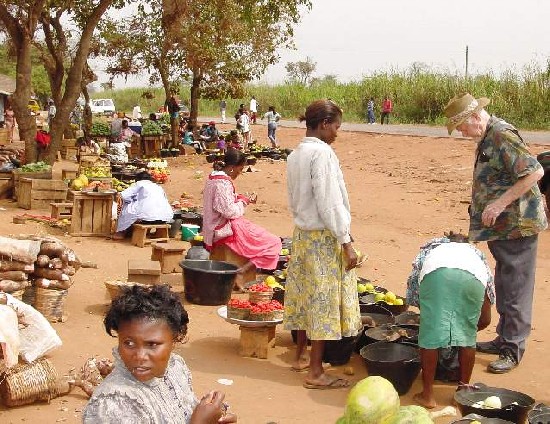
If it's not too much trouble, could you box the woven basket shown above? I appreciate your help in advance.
[248,291,273,304]
[34,287,68,322]
[227,306,250,320]
[104,280,148,301]
[249,311,275,321]
[22,286,36,306]
[9,289,24,301]
[0,358,66,407]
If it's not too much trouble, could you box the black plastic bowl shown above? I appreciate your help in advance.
[179,260,238,305]
[528,404,550,424]
[359,341,421,395]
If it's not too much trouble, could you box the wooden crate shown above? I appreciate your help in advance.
[61,138,76,148]
[70,191,113,237]
[17,178,68,210]
[142,136,163,158]
[0,128,8,145]
[0,173,13,199]
[61,146,78,160]
[79,153,101,164]
[61,169,78,180]
[12,168,53,200]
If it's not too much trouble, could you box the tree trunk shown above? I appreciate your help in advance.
[82,87,92,140]
[12,37,37,163]
[44,0,115,164]
[190,69,202,127]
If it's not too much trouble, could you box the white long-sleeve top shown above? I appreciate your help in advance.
[117,180,174,231]
[286,137,352,244]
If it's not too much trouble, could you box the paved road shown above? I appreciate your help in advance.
[204,116,550,145]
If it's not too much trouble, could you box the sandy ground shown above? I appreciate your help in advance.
[1,124,550,423]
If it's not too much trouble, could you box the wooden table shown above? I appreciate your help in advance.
[142,136,163,158]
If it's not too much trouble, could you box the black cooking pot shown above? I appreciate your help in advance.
[395,310,420,327]
[451,414,514,423]
[454,383,535,424]
[528,403,550,424]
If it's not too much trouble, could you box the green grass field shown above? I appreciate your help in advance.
[95,63,550,130]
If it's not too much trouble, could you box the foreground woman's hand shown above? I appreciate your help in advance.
[191,391,227,424]
[342,242,358,271]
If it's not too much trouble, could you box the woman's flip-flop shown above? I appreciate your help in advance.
[303,377,349,390]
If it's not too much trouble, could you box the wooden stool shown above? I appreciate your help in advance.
[239,325,276,359]
[151,242,186,274]
[128,259,161,285]
[131,223,170,248]
[50,202,74,219]
[209,244,256,284]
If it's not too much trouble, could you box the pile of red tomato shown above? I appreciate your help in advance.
[247,283,272,293]
[250,300,283,314]
[227,299,252,309]
[150,168,169,184]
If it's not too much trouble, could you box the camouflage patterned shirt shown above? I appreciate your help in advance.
[469,116,548,241]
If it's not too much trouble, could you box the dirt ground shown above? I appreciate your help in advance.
[1,124,550,423]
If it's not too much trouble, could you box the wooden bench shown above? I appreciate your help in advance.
[151,242,186,274]
[50,202,74,219]
[127,259,161,285]
[131,223,170,248]
[238,325,276,359]
[209,244,256,285]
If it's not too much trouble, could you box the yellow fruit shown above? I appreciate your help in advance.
[78,174,89,186]
[280,248,290,256]
[394,298,404,306]
[357,283,367,294]
[364,283,375,292]
[374,293,385,302]
[384,291,397,303]
[265,276,277,287]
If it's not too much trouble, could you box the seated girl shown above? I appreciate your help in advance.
[202,148,281,289]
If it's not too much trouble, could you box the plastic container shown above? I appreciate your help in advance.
[179,260,238,305]
[323,336,359,365]
[359,341,421,395]
[181,224,200,241]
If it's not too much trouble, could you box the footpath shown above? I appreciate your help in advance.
[202,116,550,146]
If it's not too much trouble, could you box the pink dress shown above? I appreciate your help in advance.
[202,172,281,269]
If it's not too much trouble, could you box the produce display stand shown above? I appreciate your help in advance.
[61,169,78,181]
[218,306,282,359]
[0,128,8,145]
[12,168,53,200]
[17,178,68,210]
[142,136,163,158]
[61,146,78,161]
[69,190,113,237]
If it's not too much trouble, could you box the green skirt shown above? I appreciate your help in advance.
[418,268,485,349]
[283,228,362,340]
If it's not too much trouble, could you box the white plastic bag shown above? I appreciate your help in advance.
[0,303,20,367]
[5,293,62,362]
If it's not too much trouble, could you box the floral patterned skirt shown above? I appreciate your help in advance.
[283,228,362,340]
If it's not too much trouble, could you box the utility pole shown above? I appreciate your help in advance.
[465,45,469,80]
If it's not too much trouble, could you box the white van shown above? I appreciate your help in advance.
[90,99,116,115]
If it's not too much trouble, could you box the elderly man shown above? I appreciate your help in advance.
[444,93,547,374]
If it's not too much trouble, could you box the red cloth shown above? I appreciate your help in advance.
[35,130,51,147]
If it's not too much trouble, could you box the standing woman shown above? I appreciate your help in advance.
[4,103,16,143]
[284,100,362,389]
[262,106,281,148]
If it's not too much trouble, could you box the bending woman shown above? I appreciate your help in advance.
[83,285,236,423]
[202,148,282,289]
[113,171,174,240]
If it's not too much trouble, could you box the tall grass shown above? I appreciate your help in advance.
[97,62,550,130]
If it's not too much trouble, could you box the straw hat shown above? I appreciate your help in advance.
[443,93,490,135]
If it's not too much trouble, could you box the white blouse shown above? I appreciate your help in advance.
[286,137,352,244]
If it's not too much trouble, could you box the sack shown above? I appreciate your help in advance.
[35,130,51,147]
[5,293,62,363]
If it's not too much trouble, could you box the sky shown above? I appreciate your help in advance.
[106,0,550,88]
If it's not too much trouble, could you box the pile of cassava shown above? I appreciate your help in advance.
[0,235,81,298]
